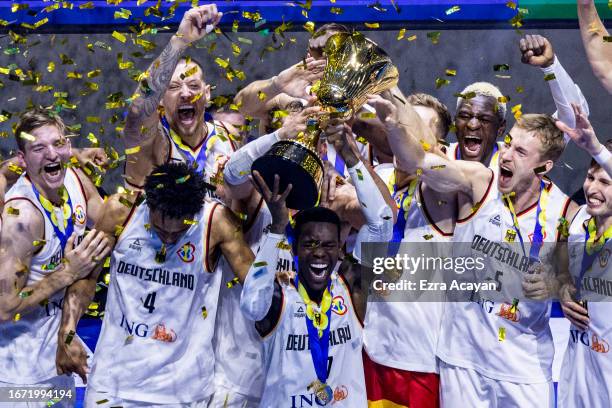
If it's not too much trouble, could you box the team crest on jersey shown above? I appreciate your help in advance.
[151,323,177,343]
[333,385,348,402]
[591,334,609,353]
[176,242,196,263]
[600,249,610,268]
[331,296,347,316]
[73,204,86,225]
[496,302,520,322]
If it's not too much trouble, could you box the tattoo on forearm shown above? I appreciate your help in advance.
[130,38,185,120]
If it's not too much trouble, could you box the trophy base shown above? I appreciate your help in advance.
[252,140,324,210]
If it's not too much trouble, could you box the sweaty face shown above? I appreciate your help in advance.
[161,61,210,139]
[584,166,612,219]
[497,126,549,195]
[296,222,340,293]
[455,95,505,163]
[20,124,71,193]
[149,209,190,245]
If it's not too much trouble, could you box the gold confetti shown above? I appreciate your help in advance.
[544,73,556,81]
[32,240,46,246]
[506,1,517,9]
[253,261,268,267]
[112,31,127,43]
[8,162,24,175]
[47,62,55,73]
[190,93,203,103]
[7,207,19,216]
[201,306,208,319]
[498,327,506,341]
[427,32,441,44]
[435,78,450,88]
[504,133,512,145]
[13,313,21,322]
[407,34,417,41]
[79,2,95,9]
[365,22,380,29]
[397,28,406,40]
[125,146,141,155]
[446,5,460,14]
[498,95,510,103]
[87,69,101,78]
[19,131,35,141]
[183,219,198,225]
[445,69,457,76]
[420,140,432,151]
[423,234,434,240]
[511,104,522,120]
[226,277,240,289]
[430,165,446,170]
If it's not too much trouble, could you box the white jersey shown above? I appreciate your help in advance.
[364,164,450,373]
[0,169,88,383]
[164,119,235,189]
[558,206,612,407]
[89,200,222,404]
[437,174,572,383]
[213,201,295,398]
[259,272,366,408]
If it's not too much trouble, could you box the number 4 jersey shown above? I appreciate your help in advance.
[88,200,222,404]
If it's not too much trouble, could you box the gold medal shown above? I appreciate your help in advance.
[505,229,516,242]
[309,380,332,405]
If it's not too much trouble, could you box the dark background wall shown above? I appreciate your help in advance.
[0,26,610,195]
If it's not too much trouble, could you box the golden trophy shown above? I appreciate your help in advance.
[252,31,399,210]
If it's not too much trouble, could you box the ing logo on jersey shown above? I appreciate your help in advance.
[331,296,347,316]
[600,249,610,268]
[496,302,520,322]
[591,334,609,353]
[73,205,86,225]
[332,385,348,403]
[176,242,196,263]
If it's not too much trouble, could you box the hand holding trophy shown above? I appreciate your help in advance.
[252,31,399,209]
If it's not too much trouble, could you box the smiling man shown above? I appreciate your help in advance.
[81,162,255,407]
[123,4,235,197]
[0,109,111,407]
[385,106,578,406]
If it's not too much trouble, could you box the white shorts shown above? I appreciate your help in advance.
[439,361,554,408]
[0,375,75,408]
[85,387,211,408]
[207,383,260,408]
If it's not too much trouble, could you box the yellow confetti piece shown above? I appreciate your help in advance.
[276,241,292,250]
[445,69,457,76]
[79,2,95,9]
[498,327,506,341]
[201,306,208,319]
[183,219,198,225]
[67,71,82,79]
[11,3,29,12]
[8,163,24,175]
[112,31,127,43]
[407,34,417,41]
[423,234,434,240]
[506,1,517,9]
[125,146,141,155]
[13,313,21,322]
[114,8,132,19]
[435,78,450,89]
[427,32,441,44]
[104,257,111,269]
[303,21,315,34]
[544,73,556,81]
[190,93,203,103]
[32,240,46,246]
[359,112,377,120]
[86,116,101,123]
[19,131,35,141]
[504,133,512,145]
[365,22,380,29]
[88,302,99,310]
[420,140,432,151]
[214,57,229,69]
[445,5,461,15]
[397,28,406,40]
[416,168,423,176]
[430,165,446,170]
[511,104,522,120]
[87,69,101,78]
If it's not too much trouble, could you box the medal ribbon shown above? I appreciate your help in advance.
[387,170,418,243]
[295,274,332,387]
[31,183,74,251]
[503,180,549,262]
[576,217,612,296]
[160,114,215,174]
[322,146,346,177]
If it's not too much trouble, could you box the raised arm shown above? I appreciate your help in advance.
[234,58,325,120]
[578,0,612,93]
[123,5,222,188]
[556,103,612,178]
[368,94,491,200]
[519,34,590,137]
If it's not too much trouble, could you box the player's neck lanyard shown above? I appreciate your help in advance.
[294,273,333,404]
[322,145,346,176]
[576,217,612,296]
[160,114,214,174]
[456,143,499,167]
[503,180,549,262]
[388,170,418,243]
[31,182,74,251]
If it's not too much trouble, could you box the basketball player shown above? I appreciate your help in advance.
[80,161,254,407]
[0,108,111,407]
[123,4,236,196]
[555,105,612,408]
[357,92,455,408]
[381,101,577,405]
[239,123,394,406]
